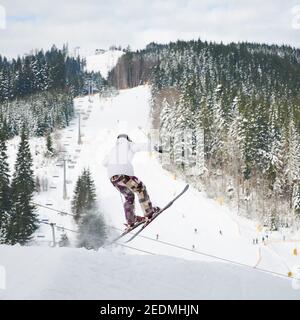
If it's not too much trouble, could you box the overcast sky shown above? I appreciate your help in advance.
[0,0,299,58]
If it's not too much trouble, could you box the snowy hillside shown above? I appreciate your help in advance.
[1,85,300,299]
[84,49,124,78]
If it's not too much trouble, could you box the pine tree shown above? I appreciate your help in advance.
[72,168,106,249]
[72,169,97,222]
[292,184,300,217]
[45,134,54,157]
[58,233,70,247]
[7,126,38,245]
[159,98,175,168]
[210,84,226,162]
[286,119,300,185]
[269,209,279,231]
[0,128,11,243]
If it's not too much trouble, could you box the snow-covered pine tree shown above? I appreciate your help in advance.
[173,76,197,170]
[45,134,54,157]
[0,128,11,243]
[58,233,70,247]
[7,126,38,245]
[160,98,175,168]
[210,84,226,162]
[72,168,106,249]
[292,184,300,217]
[72,174,84,223]
[266,104,284,194]
[72,168,97,222]
[269,209,279,231]
[286,118,300,186]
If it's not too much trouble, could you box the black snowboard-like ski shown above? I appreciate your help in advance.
[107,184,189,245]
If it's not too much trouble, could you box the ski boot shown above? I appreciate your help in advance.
[145,206,161,221]
[124,215,145,230]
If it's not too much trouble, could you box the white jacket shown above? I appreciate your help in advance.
[102,138,150,178]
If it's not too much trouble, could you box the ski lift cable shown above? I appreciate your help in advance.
[109,228,294,279]
[114,242,155,255]
[33,202,295,280]
[124,232,293,279]
[38,220,78,233]
[32,202,75,217]
[39,220,152,255]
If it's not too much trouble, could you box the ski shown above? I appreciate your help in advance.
[105,219,146,246]
[125,184,189,243]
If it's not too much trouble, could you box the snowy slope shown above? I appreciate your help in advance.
[1,85,300,299]
[85,50,123,78]
[0,245,299,300]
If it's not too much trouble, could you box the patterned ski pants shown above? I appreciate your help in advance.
[110,175,154,224]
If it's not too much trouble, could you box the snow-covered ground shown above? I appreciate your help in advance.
[1,85,300,299]
[0,245,299,300]
[84,49,123,78]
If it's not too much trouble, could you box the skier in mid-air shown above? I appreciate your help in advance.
[103,134,162,229]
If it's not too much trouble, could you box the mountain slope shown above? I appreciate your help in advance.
[1,85,300,299]
[85,50,123,78]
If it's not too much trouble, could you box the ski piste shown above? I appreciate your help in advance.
[125,184,189,243]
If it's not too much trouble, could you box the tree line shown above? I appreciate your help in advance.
[0,44,104,139]
[0,45,83,101]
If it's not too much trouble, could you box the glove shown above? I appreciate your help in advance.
[154,145,163,153]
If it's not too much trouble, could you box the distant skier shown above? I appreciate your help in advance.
[103,134,162,229]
